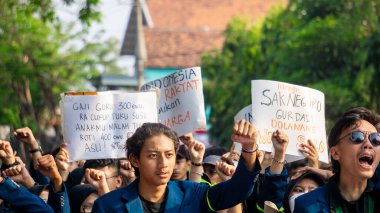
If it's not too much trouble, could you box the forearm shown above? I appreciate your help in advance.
[29,142,42,169]
[51,177,63,193]
[270,152,285,174]
[241,144,257,171]
[22,176,36,188]
[189,164,203,182]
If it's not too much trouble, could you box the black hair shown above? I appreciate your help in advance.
[83,159,119,172]
[204,146,228,158]
[283,172,325,213]
[328,107,380,173]
[126,123,179,172]
[69,184,97,213]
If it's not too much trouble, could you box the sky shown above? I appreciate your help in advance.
[54,0,135,75]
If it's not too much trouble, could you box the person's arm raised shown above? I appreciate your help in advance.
[37,155,63,192]
[54,143,70,182]
[14,127,42,169]
[231,119,258,171]
[180,133,205,182]
[298,139,319,169]
[0,140,16,166]
[270,130,289,174]
[85,168,110,196]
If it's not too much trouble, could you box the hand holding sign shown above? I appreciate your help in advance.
[298,139,319,168]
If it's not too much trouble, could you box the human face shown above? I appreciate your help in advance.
[289,178,319,198]
[330,120,380,179]
[80,192,99,213]
[133,134,176,187]
[171,157,190,180]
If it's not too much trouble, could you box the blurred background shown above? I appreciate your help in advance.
[1,0,379,163]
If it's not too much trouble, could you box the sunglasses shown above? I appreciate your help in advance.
[338,131,380,146]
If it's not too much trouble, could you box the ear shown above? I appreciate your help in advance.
[129,154,140,168]
[330,146,340,161]
[116,176,123,188]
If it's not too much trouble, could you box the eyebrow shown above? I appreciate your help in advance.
[146,149,175,152]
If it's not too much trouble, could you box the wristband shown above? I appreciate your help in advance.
[190,171,203,176]
[29,146,43,154]
[191,161,203,166]
[241,144,259,154]
[1,161,20,172]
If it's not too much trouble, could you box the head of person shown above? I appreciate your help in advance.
[203,155,223,184]
[328,107,380,179]
[284,172,325,213]
[171,144,191,181]
[69,184,98,213]
[127,123,180,186]
[83,159,122,191]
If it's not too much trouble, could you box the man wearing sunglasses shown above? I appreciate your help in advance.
[294,107,380,213]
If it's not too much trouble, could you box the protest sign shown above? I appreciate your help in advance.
[61,91,157,161]
[234,105,254,124]
[141,67,206,136]
[251,80,328,163]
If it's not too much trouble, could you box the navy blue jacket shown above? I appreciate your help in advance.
[0,178,53,212]
[294,175,379,213]
[257,167,288,212]
[92,158,260,213]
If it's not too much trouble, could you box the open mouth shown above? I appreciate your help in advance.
[358,155,374,166]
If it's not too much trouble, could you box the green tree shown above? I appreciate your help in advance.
[0,1,123,155]
[202,0,380,146]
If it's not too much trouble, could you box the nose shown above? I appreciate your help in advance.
[362,133,373,149]
[158,154,168,168]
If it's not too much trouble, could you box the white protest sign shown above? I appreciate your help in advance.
[234,105,254,124]
[61,91,157,161]
[251,80,328,163]
[141,67,206,136]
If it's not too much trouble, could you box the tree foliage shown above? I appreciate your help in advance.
[202,0,380,146]
[0,1,122,152]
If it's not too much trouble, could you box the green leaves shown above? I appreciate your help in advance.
[202,0,380,146]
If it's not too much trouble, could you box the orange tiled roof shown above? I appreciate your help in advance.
[122,0,284,68]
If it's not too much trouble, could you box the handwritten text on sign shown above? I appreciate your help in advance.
[141,67,206,136]
[234,105,254,124]
[251,80,328,163]
[62,92,157,161]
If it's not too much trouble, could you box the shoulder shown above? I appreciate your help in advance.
[96,187,126,202]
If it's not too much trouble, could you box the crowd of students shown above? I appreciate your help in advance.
[0,107,379,212]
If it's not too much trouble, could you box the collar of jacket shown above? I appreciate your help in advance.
[326,173,374,213]
[121,179,184,213]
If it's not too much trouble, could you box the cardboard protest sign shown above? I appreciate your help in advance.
[234,105,254,124]
[141,67,206,136]
[61,91,157,161]
[251,80,328,163]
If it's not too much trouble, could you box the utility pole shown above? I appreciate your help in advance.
[135,0,147,90]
